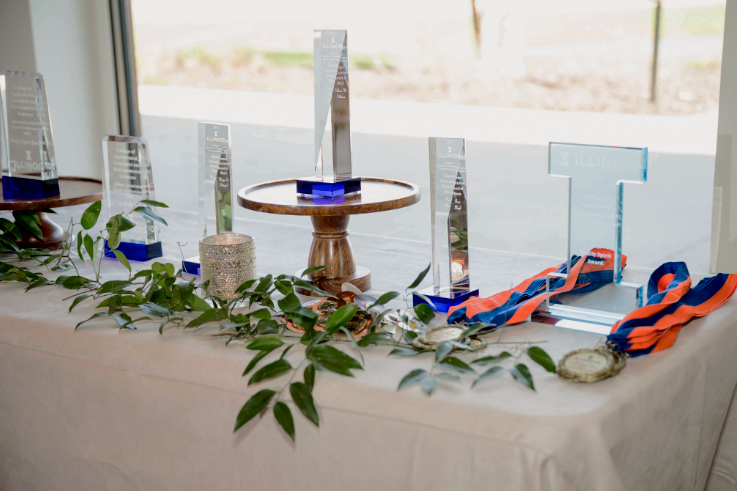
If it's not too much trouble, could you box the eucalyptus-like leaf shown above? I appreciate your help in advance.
[234,389,276,432]
[186,308,227,328]
[510,363,535,391]
[413,303,435,324]
[254,275,273,293]
[366,309,394,332]
[247,337,284,351]
[75,312,109,330]
[98,280,133,294]
[471,351,512,365]
[299,265,326,278]
[133,206,168,226]
[421,377,436,395]
[274,279,292,296]
[107,231,121,250]
[407,263,431,290]
[402,331,418,344]
[324,304,357,334]
[0,217,22,240]
[139,199,169,208]
[256,319,279,331]
[292,280,336,299]
[273,402,295,441]
[13,211,43,240]
[116,216,137,232]
[527,346,556,373]
[436,372,462,382]
[472,366,505,388]
[435,341,453,362]
[69,294,91,312]
[439,356,475,373]
[242,348,277,376]
[250,308,272,320]
[0,234,20,252]
[248,359,292,385]
[340,326,364,365]
[112,249,131,273]
[304,364,315,390]
[83,234,94,261]
[290,382,319,426]
[61,276,92,290]
[367,291,400,310]
[235,279,257,294]
[388,347,423,357]
[76,231,84,260]
[410,292,438,311]
[138,302,170,316]
[397,369,427,390]
[80,200,102,230]
[91,238,101,278]
[356,331,390,347]
[25,278,52,291]
[308,344,361,377]
[278,293,302,313]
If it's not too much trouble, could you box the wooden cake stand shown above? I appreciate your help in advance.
[0,176,103,250]
[237,177,421,295]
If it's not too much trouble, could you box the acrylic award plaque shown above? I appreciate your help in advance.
[413,137,478,312]
[0,71,59,199]
[101,135,162,261]
[536,142,648,332]
[296,30,361,198]
[183,122,233,275]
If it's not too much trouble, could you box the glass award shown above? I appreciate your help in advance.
[183,122,233,275]
[413,137,479,312]
[296,30,361,198]
[0,71,59,199]
[101,135,162,261]
[536,142,647,333]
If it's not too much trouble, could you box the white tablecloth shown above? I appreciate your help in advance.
[1,206,737,491]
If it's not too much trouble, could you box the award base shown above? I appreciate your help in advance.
[2,176,60,199]
[296,177,361,198]
[412,287,480,313]
[104,240,163,262]
[182,256,201,275]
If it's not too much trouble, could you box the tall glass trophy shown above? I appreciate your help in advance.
[101,135,162,261]
[183,122,233,275]
[0,71,59,199]
[413,137,479,312]
[536,142,647,333]
[296,30,361,198]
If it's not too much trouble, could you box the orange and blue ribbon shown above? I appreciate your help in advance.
[447,251,737,357]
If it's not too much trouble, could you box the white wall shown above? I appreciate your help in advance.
[713,0,737,272]
[28,0,119,179]
[0,1,36,72]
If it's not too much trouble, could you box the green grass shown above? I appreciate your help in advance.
[657,5,726,36]
[175,45,223,70]
[263,50,313,67]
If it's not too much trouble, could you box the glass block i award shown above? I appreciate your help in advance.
[536,142,648,333]
[101,135,162,261]
[183,122,233,275]
[413,137,479,312]
[296,30,361,198]
[0,71,59,199]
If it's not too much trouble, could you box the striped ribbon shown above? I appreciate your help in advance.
[446,250,737,357]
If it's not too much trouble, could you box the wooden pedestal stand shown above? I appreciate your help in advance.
[237,177,421,295]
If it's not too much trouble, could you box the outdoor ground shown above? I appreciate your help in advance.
[132,2,726,116]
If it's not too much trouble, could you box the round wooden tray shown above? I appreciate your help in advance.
[0,176,102,211]
[0,176,102,249]
[236,177,421,294]
[237,177,420,216]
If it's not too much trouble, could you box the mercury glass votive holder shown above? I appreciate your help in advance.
[199,234,257,300]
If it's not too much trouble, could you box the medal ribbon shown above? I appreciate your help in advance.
[446,251,737,357]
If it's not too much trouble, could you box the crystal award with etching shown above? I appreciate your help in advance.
[183,122,233,275]
[536,142,647,333]
[296,30,361,198]
[0,71,59,199]
[413,137,479,312]
[101,135,162,261]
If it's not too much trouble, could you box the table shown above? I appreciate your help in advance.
[237,177,420,294]
[0,176,102,249]
[1,206,737,491]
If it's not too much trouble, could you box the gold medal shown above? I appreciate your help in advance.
[557,346,626,383]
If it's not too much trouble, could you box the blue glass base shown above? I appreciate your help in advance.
[104,240,163,262]
[296,177,361,198]
[413,288,480,313]
[182,256,201,275]
[2,176,60,199]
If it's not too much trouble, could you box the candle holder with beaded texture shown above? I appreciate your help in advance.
[199,234,256,300]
